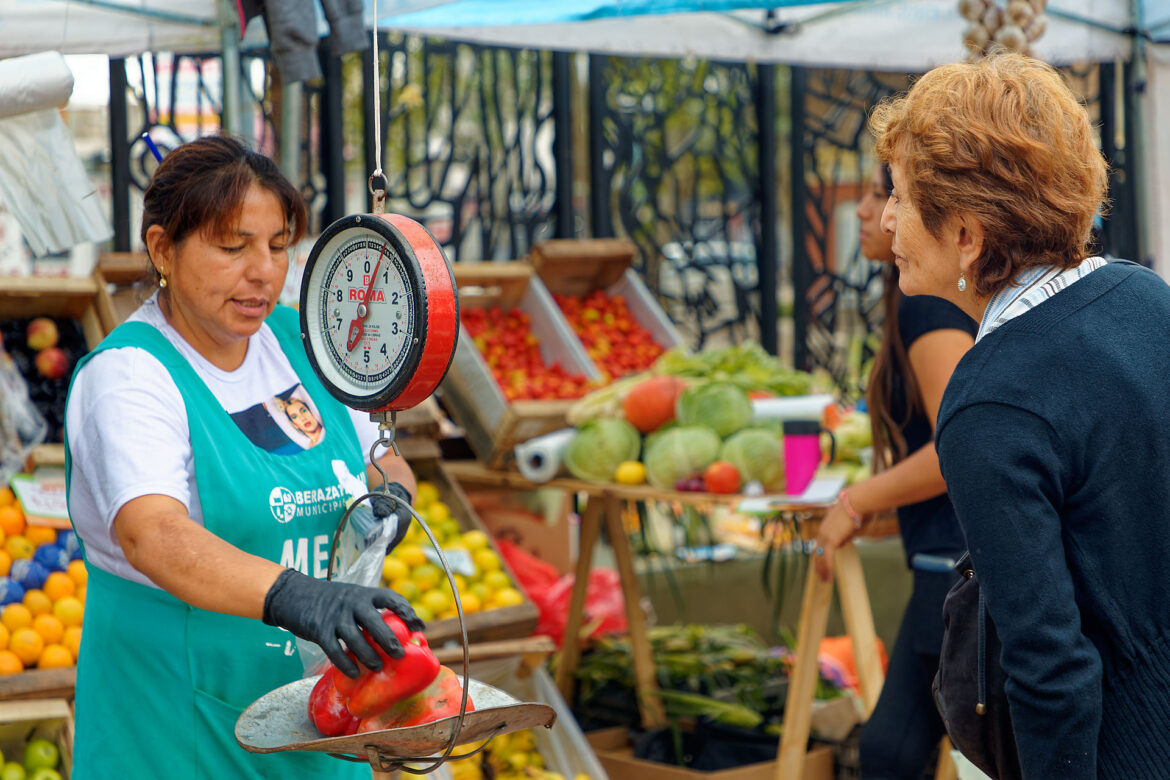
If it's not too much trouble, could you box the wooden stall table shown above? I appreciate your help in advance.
[442,460,887,775]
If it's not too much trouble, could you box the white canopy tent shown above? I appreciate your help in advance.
[0,0,1166,268]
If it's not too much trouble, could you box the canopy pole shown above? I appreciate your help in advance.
[219,0,244,139]
[755,62,779,356]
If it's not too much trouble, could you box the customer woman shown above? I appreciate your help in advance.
[812,163,974,779]
[872,52,1170,777]
[65,134,420,778]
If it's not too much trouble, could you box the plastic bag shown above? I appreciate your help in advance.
[297,496,406,676]
[0,343,47,485]
[497,538,628,648]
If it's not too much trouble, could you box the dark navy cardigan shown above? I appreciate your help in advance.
[936,261,1170,779]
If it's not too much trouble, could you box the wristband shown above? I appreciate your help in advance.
[838,488,865,531]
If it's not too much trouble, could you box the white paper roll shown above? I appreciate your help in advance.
[0,52,75,120]
[514,427,576,483]
[751,394,835,423]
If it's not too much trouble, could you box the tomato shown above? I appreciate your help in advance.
[702,461,742,494]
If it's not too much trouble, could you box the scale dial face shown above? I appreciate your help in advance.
[301,214,429,411]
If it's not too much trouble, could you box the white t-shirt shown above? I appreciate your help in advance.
[66,294,382,588]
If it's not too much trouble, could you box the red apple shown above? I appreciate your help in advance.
[35,346,69,380]
[26,317,59,351]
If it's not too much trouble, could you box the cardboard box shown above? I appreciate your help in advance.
[0,698,73,778]
[586,726,834,780]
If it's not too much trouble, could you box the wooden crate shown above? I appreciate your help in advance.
[93,251,154,333]
[439,263,602,467]
[528,238,688,358]
[410,458,539,646]
[0,698,73,779]
[0,275,106,350]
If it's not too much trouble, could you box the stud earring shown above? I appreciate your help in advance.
[957,273,967,293]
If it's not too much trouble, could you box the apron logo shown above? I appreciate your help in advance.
[269,487,297,524]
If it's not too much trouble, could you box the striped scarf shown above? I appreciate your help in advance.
[976,257,1108,343]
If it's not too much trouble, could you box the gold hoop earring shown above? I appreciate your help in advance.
[957,273,967,293]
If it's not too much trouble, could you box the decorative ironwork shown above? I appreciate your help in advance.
[790,67,907,396]
[590,55,764,351]
[364,34,559,263]
[790,63,1125,397]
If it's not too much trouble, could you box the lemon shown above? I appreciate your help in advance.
[614,460,647,485]
[411,563,443,592]
[489,587,525,609]
[460,529,491,552]
[458,592,482,614]
[473,548,502,575]
[426,501,451,524]
[482,570,512,592]
[395,544,427,569]
[436,518,463,544]
[389,579,420,603]
[420,588,451,616]
[415,481,439,508]
[382,556,409,584]
[469,582,490,603]
[412,604,435,623]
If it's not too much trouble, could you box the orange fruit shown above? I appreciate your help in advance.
[62,626,81,661]
[0,506,24,538]
[9,627,43,665]
[0,550,13,578]
[22,589,52,617]
[0,623,9,651]
[5,535,33,561]
[32,614,64,645]
[0,488,15,508]
[1,603,32,632]
[36,643,73,670]
[42,572,75,602]
[24,525,57,547]
[66,560,87,587]
[77,586,85,603]
[52,596,83,628]
[0,650,22,675]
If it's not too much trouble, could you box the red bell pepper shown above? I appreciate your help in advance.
[334,611,442,719]
[308,667,359,736]
[356,665,475,733]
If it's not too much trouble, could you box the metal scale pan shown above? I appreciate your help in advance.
[236,674,556,768]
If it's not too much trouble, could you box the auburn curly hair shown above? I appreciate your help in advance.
[870,51,1109,298]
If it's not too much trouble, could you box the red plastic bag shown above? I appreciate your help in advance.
[497,538,627,648]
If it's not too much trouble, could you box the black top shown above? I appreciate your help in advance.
[888,294,975,564]
[936,261,1170,778]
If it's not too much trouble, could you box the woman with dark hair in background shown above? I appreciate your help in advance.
[812,163,975,778]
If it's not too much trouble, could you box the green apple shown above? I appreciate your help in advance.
[29,769,60,780]
[0,761,26,780]
[21,739,57,773]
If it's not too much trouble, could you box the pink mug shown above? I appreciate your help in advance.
[782,420,835,496]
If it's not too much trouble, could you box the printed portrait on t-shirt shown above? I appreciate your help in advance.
[229,384,327,454]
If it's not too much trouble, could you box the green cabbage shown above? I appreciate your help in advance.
[642,425,723,489]
[834,410,873,463]
[564,419,641,482]
[719,428,785,490]
[675,382,753,438]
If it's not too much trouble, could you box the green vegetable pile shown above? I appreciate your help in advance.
[570,623,841,732]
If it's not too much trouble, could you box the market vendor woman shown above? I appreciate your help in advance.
[64,134,421,778]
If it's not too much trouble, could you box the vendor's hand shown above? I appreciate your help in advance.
[371,481,413,553]
[812,502,857,583]
[262,569,424,678]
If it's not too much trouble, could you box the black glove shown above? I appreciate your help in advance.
[262,568,424,678]
[371,481,413,552]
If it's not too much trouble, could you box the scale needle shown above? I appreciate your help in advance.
[347,244,387,351]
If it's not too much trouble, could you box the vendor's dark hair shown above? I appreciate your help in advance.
[140,134,307,281]
[864,164,915,470]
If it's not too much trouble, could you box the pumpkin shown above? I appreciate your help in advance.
[622,376,687,434]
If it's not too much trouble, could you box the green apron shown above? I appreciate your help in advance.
[65,306,372,779]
